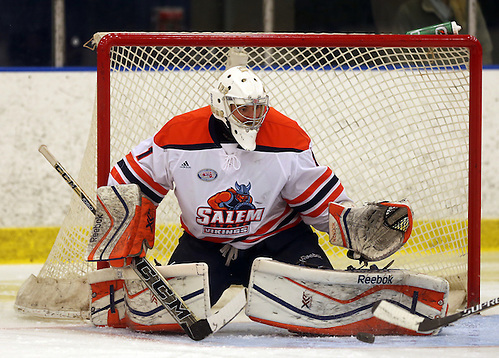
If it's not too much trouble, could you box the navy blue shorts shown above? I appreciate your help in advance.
[167,221,332,305]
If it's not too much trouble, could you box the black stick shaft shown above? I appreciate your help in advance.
[419,296,499,332]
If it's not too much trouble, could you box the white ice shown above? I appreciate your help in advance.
[1,263,498,358]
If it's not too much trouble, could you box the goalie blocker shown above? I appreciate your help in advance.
[87,184,156,267]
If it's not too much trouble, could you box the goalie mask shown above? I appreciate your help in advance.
[210,66,270,151]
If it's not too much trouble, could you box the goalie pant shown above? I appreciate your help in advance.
[168,221,334,305]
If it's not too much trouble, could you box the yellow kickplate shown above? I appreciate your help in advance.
[0,227,59,264]
[481,219,499,250]
[0,220,498,264]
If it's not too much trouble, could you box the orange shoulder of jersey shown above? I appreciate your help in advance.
[154,106,213,147]
[153,106,310,151]
[256,108,311,151]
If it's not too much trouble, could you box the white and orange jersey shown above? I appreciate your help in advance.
[109,106,351,249]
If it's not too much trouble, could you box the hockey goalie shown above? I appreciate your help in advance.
[87,65,449,336]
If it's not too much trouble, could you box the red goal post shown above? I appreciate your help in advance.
[15,32,482,319]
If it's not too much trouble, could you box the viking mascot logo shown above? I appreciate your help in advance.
[196,182,264,235]
[207,182,256,210]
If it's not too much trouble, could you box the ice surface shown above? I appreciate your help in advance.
[1,264,498,358]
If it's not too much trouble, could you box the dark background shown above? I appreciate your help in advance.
[1,0,497,67]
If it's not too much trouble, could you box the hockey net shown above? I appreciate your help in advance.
[15,32,482,319]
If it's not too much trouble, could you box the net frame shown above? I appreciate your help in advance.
[96,33,481,306]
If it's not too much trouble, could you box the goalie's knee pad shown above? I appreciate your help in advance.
[246,258,448,336]
[88,263,210,332]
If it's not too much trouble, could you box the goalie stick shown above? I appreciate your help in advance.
[38,144,246,340]
[372,297,499,333]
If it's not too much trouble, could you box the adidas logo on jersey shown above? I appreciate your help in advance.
[180,161,191,169]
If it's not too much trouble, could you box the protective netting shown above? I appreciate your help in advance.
[15,33,480,318]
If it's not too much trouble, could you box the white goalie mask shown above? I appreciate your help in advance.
[210,66,270,151]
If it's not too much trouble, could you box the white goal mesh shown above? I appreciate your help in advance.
[15,32,482,318]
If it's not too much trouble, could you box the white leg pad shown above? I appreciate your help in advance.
[246,258,449,336]
[122,263,210,331]
[88,268,126,327]
[88,263,210,332]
